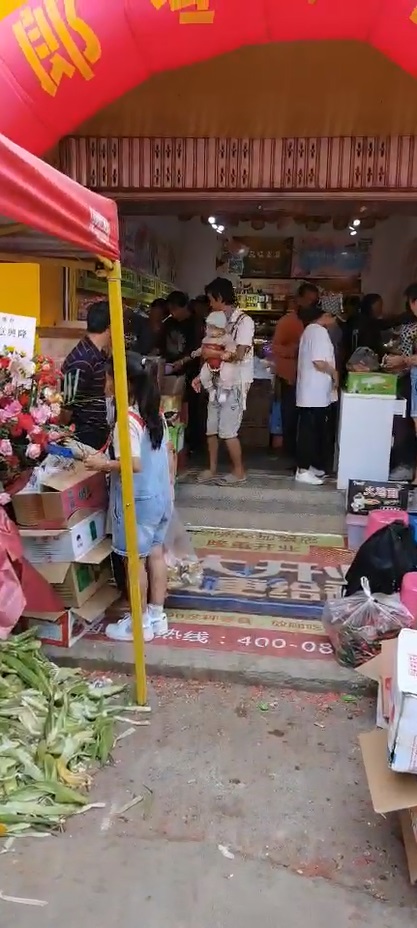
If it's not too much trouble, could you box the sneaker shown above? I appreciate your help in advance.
[146,608,168,637]
[311,467,326,478]
[295,468,324,486]
[105,613,154,643]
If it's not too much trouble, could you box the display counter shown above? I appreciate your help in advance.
[337,391,407,490]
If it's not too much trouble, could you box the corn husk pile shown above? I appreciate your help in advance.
[0,630,129,835]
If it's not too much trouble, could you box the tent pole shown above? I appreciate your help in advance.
[106,260,147,706]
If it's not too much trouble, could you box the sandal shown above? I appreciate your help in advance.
[196,469,218,484]
[216,474,247,486]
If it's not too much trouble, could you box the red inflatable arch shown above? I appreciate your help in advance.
[0,0,416,155]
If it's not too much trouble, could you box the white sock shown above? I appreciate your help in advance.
[148,604,164,619]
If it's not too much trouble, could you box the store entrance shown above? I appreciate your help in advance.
[76,194,417,478]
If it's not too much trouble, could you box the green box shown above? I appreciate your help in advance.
[346,372,397,396]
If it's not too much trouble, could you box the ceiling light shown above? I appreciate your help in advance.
[352,219,361,227]
[217,224,225,233]
[208,216,216,225]
[350,230,357,236]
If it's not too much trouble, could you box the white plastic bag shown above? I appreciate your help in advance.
[322,577,415,668]
[164,508,202,586]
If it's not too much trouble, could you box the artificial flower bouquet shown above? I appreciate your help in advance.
[0,349,70,489]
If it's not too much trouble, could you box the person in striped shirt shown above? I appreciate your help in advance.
[62,301,111,452]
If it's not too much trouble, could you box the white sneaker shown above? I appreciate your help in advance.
[311,467,326,478]
[295,468,324,486]
[105,613,154,643]
[146,609,168,637]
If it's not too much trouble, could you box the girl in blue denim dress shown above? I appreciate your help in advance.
[85,353,173,643]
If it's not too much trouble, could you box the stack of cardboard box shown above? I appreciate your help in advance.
[359,628,417,883]
[12,462,119,648]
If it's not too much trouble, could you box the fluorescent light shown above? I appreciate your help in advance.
[208,216,216,225]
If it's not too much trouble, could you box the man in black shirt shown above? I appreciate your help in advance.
[62,300,111,451]
[160,291,202,452]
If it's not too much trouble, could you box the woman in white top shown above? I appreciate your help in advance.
[295,308,338,486]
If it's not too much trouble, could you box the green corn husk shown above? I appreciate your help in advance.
[0,630,130,835]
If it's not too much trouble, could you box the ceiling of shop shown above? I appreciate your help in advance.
[76,41,417,140]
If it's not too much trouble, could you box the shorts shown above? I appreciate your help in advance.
[411,367,417,418]
[112,494,172,559]
[206,385,244,440]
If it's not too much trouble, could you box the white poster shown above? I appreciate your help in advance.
[0,313,36,358]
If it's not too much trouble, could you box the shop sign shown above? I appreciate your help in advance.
[0,313,36,357]
[240,237,293,279]
[347,480,409,515]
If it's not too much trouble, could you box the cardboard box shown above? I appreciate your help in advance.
[347,479,408,515]
[388,628,417,774]
[20,510,107,564]
[359,729,417,883]
[34,539,112,607]
[24,584,119,648]
[346,371,397,395]
[12,462,108,529]
[357,638,396,721]
[24,586,120,648]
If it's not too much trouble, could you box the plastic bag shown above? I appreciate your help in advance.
[344,521,417,596]
[322,577,415,668]
[164,508,203,586]
[347,347,379,372]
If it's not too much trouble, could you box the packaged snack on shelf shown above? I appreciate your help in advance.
[322,577,415,668]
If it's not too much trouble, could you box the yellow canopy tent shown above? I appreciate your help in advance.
[0,131,146,703]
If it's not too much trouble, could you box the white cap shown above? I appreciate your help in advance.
[206,310,227,329]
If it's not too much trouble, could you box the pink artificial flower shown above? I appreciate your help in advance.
[3,400,22,420]
[26,443,41,460]
[48,430,61,442]
[0,439,13,457]
[0,492,11,506]
[30,426,42,435]
[2,383,14,396]
[50,403,61,418]
[31,404,51,426]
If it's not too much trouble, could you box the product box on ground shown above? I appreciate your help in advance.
[20,510,106,564]
[23,584,119,648]
[357,637,396,721]
[12,462,108,529]
[359,728,417,884]
[387,628,417,774]
[34,538,112,607]
[347,479,409,515]
[346,371,397,395]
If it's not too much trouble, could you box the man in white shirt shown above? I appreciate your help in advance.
[296,307,338,486]
[196,277,254,484]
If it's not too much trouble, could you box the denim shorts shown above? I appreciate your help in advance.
[112,494,172,559]
[411,367,417,418]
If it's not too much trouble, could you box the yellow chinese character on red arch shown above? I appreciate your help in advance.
[411,6,417,24]
[151,0,214,25]
[13,0,101,97]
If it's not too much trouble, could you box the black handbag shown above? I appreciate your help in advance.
[344,520,417,596]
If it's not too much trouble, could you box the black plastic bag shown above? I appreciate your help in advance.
[344,520,417,596]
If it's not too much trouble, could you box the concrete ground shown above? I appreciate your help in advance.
[2,680,416,926]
